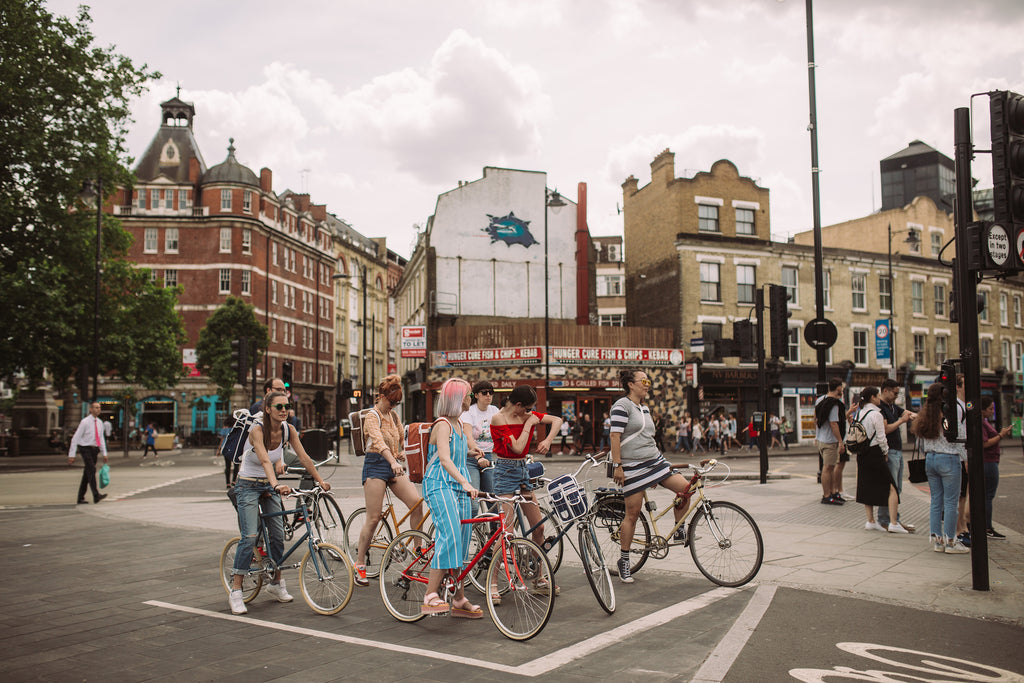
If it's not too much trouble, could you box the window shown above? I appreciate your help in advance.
[735,208,754,235]
[220,189,232,211]
[243,190,252,213]
[149,269,157,283]
[241,271,250,295]
[150,189,158,207]
[144,228,158,253]
[781,266,798,306]
[163,189,172,209]
[935,336,947,364]
[178,189,189,208]
[164,269,177,288]
[165,227,179,253]
[980,291,989,322]
[851,273,866,310]
[599,314,625,326]
[242,228,252,254]
[914,334,927,366]
[272,280,278,304]
[981,338,991,370]
[219,268,231,294]
[698,205,719,233]
[272,242,278,266]
[822,270,831,308]
[290,250,296,272]
[736,265,756,304]
[1017,342,1024,372]
[597,275,623,296]
[702,323,723,361]
[853,329,868,365]
[931,232,942,257]
[220,227,231,252]
[1016,296,1022,326]
[700,262,721,302]
[136,189,146,209]
[1000,293,1009,325]
[911,281,924,315]
[934,284,946,317]
[1003,339,1012,370]
[272,320,278,343]
[786,327,800,363]
[879,275,892,312]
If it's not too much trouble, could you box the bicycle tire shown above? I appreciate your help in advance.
[299,541,354,615]
[486,537,555,641]
[344,508,393,578]
[310,493,346,551]
[524,506,564,574]
[688,501,763,587]
[578,522,615,614]
[220,537,263,603]
[592,494,650,576]
[379,530,432,622]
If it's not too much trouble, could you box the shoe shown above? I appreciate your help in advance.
[673,527,687,543]
[987,528,1006,540]
[489,587,501,605]
[828,493,845,505]
[265,580,293,602]
[451,597,483,619]
[957,532,971,548]
[421,592,449,614]
[899,522,916,533]
[533,578,560,596]
[887,523,909,534]
[945,540,969,554]
[617,557,635,584]
[228,589,247,614]
[94,493,107,503]
[839,491,854,502]
[864,521,886,532]
[820,496,832,505]
[930,535,945,552]
[354,564,369,587]
[77,499,88,505]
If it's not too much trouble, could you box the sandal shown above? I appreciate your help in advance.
[533,578,560,596]
[421,592,449,614]
[451,596,483,619]
[490,586,501,605]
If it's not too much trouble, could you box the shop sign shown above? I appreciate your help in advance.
[401,326,426,358]
[431,346,542,368]
[550,347,685,366]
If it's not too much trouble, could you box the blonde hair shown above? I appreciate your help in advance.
[435,378,471,418]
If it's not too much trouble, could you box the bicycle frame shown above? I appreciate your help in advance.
[252,493,331,579]
[642,469,707,544]
[379,486,432,533]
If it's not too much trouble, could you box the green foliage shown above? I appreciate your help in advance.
[196,298,269,400]
[0,1,180,391]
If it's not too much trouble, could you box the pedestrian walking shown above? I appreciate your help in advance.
[67,402,109,504]
[141,422,158,459]
[601,411,611,450]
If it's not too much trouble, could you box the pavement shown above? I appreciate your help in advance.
[4,441,1021,626]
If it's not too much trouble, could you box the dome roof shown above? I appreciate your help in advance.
[201,138,260,187]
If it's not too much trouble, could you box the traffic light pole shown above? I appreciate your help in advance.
[756,288,768,484]
[953,105,989,591]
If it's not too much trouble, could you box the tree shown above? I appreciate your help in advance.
[196,298,269,401]
[0,1,180,390]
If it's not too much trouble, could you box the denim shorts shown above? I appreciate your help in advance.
[362,452,395,485]
[493,458,530,495]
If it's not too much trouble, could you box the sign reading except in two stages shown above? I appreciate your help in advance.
[987,223,1011,266]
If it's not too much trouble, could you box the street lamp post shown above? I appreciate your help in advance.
[333,263,369,408]
[543,189,566,407]
[886,223,920,374]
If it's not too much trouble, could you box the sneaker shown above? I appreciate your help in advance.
[839,491,854,502]
[228,589,247,614]
[900,522,916,533]
[829,493,845,505]
[864,521,886,532]
[265,580,294,602]
[820,496,832,505]
[945,540,969,554]
[617,557,635,584]
[94,493,107,503]
[957,531,972,548]
[930,535,945,553]
[887,523,909,534]
[354,564,369,587]
[673,526,687,542]
[987,528,1006,540]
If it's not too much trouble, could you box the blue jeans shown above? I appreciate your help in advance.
[467,452,495,517]
[876,449,903,526]
[232,479,285,575]
[984,461,999,530]
[926,452,961,541]
[676,435,691,452]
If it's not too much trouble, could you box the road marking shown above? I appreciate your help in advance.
[114,472,213,500]
[691,584,776,682]
[146,586,738,677]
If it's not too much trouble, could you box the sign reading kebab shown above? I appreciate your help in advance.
[431,346,686,368]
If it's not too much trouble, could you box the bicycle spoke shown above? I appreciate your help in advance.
[689,501,763,587]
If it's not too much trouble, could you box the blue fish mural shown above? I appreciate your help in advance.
[483,211,539,248]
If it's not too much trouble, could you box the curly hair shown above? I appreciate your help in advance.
[377,374,403,403]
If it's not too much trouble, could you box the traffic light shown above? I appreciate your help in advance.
[768,284,791,359]
[938,360,960,442]
[989,90,1024,273]
[230,338,248,385]
[281,360,293,389]
[340,378,353,404]
[733,320,755,360]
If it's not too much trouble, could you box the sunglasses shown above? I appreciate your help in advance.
[477,390,493,396]
[271,403,293,411]
[634,378,652,386]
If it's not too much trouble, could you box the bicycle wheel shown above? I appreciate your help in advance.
[578,522,615,614]
[688,501,763,587]
[486,537,555,641]
[311,493,346,550]
[344,508,393,578]
[219,537,263,603]
[523,506,564,574]
[379,530,432,622]
[592,494,650,576]
[299,541,354,615]
[464,524,493,595]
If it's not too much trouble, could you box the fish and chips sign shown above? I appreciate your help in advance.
[431,346,685,369]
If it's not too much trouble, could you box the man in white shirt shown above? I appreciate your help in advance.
[68,402,109,504]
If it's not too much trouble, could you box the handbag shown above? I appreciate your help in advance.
[98,463,110,488]
[907,440,926,483]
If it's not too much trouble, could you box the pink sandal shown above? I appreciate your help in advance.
[421,592,449,614]
[451,596,483,619]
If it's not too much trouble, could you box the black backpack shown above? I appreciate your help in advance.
[222,409,259,464]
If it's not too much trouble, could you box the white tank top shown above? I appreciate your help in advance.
[238,421,289,479]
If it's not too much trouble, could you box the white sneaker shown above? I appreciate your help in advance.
[945,540,969,554]
[864,521,886,532]
[930,535,945,553]
[887,523,909,534]
[839,491,854,502]
[228,589,247,614]
[265,580,294,602]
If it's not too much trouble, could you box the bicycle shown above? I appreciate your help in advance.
[378,493,555,641]
[344,486,433,579]
[220,486,355,615]
[593,459,763,587]
[281,453,346,552]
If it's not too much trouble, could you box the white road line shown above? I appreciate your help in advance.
[145,586,739,677]
[691,584,777,683]
[114,472,214,500]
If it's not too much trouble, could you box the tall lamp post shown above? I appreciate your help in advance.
[543,189,566,406]
[886,223,920,374]
[79,178,103,402]
[333,263,369,408]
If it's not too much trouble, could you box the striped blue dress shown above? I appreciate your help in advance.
[423,418,472,570]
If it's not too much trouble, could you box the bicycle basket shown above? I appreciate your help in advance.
[547,474,589,523]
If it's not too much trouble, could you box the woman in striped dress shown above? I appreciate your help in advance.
[421,377,483,617]
[609,369,692,584]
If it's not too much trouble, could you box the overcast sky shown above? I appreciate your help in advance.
[47,0,1024,258]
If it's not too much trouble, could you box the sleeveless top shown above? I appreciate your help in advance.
[424,418,469,488]
[238,421,289,479]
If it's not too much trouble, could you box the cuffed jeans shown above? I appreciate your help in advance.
[232,479,285,575]
[926,452,961,541]
[876,449,903,526]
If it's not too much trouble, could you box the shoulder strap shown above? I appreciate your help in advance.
[619,401,646,448]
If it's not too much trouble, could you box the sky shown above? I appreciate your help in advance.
[46,0,1024,259]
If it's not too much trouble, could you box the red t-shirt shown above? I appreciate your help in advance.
[490,411,545,459]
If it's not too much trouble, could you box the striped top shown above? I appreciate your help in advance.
[609,397,660,462]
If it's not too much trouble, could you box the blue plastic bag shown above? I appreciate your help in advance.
[98,463,110,488]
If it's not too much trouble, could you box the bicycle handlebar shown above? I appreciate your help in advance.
[284,451,338,475]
